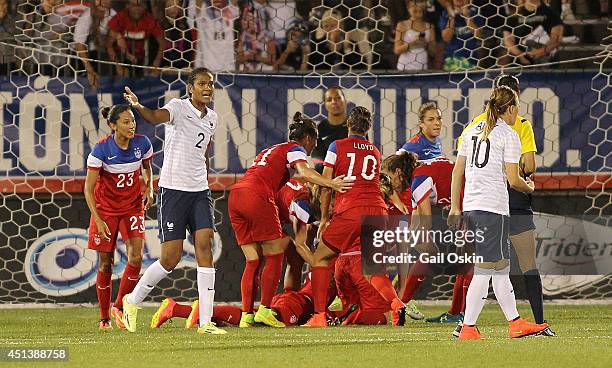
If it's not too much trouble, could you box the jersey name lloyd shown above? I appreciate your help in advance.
[353,142,375,150]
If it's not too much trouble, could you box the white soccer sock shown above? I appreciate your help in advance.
[463,267,493,326]
[491,266,520,321]
[127,260,171,305]
[197,267,215,326]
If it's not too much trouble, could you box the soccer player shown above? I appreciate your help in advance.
[397,101,443,162]
[229,112,353,328]
[456,74,555,336]
[84,104,154,329]
[120,68,225,334]
[304,106,407,328]
[449,86,548,339]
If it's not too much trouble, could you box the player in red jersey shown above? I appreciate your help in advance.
[229,112,352,328]
[304,106,407,327]
[152,274,332,328]
[84,105,154,329]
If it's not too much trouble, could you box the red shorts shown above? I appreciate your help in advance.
[228,188,282,245]
[87,211,145,253]
[271,290,313,326]
[342,309,388,325]
[335,254,390,312]
[322,206,388,254]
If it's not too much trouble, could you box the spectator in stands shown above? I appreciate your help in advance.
[106,0,164,77]
[309,9,344,71]
[503,0,564,65]
[187,0,238,72]
[424,0,450,70]
[439,0,482,71]
[19,0,75,76]
[0,0,17,75]
[311,86,349,171]
[236,0,277,71]
[159,0,193,70]
[394,0,434,71]
[267,0,298,46]
[275,22,310,72]
[74,0,116,87]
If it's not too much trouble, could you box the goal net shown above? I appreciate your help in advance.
[0,0,610,305]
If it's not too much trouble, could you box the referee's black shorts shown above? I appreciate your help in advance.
[508,187,536,236]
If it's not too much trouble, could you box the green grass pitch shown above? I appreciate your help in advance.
[1,304,611,368]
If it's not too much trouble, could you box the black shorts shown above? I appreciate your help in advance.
[463,210,510,263]
[157,187,215,243]
[509,213,536,236]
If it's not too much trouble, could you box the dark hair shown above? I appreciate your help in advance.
[484,86,518,141]
[289,112,318,141]
[382,151,419,192]
[100,104,132,125]
[494,74,520,94]
[347,106,372,135]
[188,67,213,85]
[380,173,393,201]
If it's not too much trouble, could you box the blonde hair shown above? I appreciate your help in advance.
[316,9,342,40]
[483,86,518,141]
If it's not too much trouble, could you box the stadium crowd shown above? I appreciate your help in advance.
[0,0,608,79]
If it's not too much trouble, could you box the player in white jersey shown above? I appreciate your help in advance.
[120,68,226,335]
[448,86,549,340]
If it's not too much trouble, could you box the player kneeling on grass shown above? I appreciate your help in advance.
[448,86,548,340]
[84,105,154,330]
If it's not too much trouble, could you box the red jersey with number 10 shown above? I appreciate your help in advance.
[324,136,387,215]
[233,141,309,198]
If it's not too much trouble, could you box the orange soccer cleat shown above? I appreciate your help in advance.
[508,318,549,338]
[390,298,406,327]
[185,300,200,329]
[150,298,177,328]
[458,325,483,340]
[110,306,125,329]
[302,312,328,327]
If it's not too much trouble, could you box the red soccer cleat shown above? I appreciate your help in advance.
[508,318,549,338]
[111,306,125,329]
[459,325,483,340]
[302,312,328,327]
[390,298,406,327]
[150,298,177,328]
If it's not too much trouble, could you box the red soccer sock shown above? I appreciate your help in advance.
[347,310,388,325]
[212,305,242,326]
[172,303,193,318]
[260,253,284,307]
[241,259,260,313]
[449,274,464,315]
[311,266,332,313]
[369,274,401,305]
[113,262,141,309]
[96,271,112,320]
[401,260,430,302]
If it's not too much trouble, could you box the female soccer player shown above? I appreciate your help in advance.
[84,104,154,329]
[457,74,555,336]
[304,106,407,327]
[121,68,225,334]
[449,86,548,339]
[229,112,353,328]
[397,101,443,162]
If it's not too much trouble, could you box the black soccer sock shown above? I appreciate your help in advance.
[523,269,545,324]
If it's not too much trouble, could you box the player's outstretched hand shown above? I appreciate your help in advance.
[330,175,354,193]
[95,217,111,242]
[124,86,139,107]
[143,187,155,210]
[447,208,462,230]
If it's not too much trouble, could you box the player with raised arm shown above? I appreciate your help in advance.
[449,86,549,340]
[304,106,407,328]
[229,112,353,328]
[456,74,555,336]
[84,104,154,329]
[120,68,225,334]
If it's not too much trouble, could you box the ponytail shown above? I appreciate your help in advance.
[100,104,131,126]
[483,86,518,141]
[289,112,318,141]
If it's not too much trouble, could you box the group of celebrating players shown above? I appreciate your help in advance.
[85,68,556,339]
